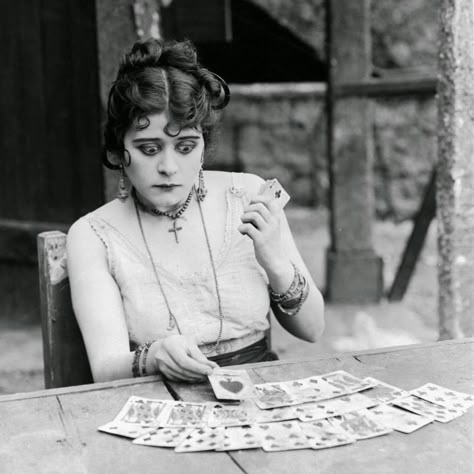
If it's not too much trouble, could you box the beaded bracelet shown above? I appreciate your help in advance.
[140,341,154,377]
[269,263,300,303]
[132,342,148,378]
[275,277,309,316]
[269,263,309,317]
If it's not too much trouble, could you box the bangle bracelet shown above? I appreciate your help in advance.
[132,342,147,378]
[269,263,299,302]
[275,277,309,316]
[140,341,154,377]
[269,263,309,317]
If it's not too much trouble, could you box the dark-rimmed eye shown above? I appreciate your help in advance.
[176,141,197,154]
[139,144,160,155]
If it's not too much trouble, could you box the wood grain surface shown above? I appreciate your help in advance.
[1,340,472,474]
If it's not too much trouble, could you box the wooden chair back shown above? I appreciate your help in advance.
[37,231,93,388]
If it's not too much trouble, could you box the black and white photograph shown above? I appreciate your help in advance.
[0,1,472,472]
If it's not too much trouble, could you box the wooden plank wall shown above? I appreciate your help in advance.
[0,0,104,322]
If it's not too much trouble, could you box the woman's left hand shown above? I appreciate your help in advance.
[238,195,287,273]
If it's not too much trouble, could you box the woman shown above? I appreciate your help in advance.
[67,38,324,383]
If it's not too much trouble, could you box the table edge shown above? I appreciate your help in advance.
[1,337,471,403]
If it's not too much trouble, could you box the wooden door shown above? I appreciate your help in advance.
[0,0,103,322]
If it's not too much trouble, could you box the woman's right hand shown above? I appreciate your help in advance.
[148,335,218,382]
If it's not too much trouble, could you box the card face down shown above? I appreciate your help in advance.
[258,178,290,210]
[208,369,256,401]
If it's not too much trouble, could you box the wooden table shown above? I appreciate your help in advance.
[1,339,472,474]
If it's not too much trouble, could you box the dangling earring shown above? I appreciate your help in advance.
[117,165,129,200]
[196,168,207,201]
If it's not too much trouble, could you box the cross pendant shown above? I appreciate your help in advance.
[168,219,183,243]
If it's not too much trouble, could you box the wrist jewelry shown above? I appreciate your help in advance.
[269,263,309,317]
[140,341,154,377]
[132,342,147,378]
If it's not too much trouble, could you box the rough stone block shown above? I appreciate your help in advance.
[325,249,384,302]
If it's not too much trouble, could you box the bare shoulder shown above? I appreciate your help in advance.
[67,200,123,258]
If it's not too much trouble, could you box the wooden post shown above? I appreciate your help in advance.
[437,0,474,338]
[95,0,138,201]
[325,0,383,302]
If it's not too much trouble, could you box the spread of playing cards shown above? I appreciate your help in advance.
[98,370,474,452]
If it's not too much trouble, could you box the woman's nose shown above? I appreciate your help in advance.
[157,150,178,176]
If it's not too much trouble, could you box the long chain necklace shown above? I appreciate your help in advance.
[132,188,193,243]
[133,187,224,355]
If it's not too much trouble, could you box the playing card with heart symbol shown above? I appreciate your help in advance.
[160,401,212,428]
[255,405,297,423]
[329,409,393,440]
[258,178,290,210]
[254,382,296,409]
[216,425,262,451]
[295,392,378,422]
[97,396,169,438]
[133,426,195,447]
[208,401,257,427]
[368,404,434,434]
[257,421,311,451]
[360,377,411,404]
[285,376,346,403]
[174,426,225,452]
[321,371,376,395]
[409,383,474,411]
[208,369,256,401]
[391,395,465,423]
[298,419,355,449]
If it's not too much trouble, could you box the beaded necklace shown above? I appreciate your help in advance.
[133,186,224,355]
[132,188,194,243]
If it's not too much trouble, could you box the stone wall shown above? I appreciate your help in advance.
[105,0,440,220]
[211,83,436,220]
[251,0,439,71]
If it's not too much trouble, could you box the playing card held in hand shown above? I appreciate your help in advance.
[258,178,290,210]
[208,368,256,401]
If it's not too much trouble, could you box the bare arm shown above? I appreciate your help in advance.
[67,218,217,383]
[238,174,325,343]
[66,218,135,382]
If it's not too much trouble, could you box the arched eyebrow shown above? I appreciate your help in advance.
[131,135,201,144]
[175,135,201,140]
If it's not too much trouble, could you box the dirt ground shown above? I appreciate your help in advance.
[0,207,439,395]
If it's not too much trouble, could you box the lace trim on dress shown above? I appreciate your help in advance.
[84,175,248,282]
[86,215,115,276]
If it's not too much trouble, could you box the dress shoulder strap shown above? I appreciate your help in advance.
[228,172,251,206]
[82,213,116,274]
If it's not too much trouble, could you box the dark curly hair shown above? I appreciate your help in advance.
[103,38,230,169]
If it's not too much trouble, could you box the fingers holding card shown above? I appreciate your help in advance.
[257,178,290,210]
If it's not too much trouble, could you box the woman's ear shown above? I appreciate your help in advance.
[102,150,123,170]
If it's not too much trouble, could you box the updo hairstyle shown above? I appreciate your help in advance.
[103,38,230,169]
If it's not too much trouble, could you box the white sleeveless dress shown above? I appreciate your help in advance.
[82,173,270,357]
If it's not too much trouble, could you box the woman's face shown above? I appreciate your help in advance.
[123,112,204,211]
